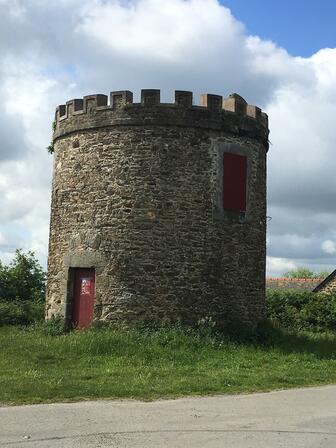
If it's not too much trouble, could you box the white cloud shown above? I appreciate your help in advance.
[0,0,336,276]
[266,256,297,277]
[78,0,245,64]
[0,232,7,246]
[322,240,336,255]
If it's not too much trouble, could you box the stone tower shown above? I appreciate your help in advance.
[46,89,269,328]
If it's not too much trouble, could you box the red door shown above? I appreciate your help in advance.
[72,268,95,329]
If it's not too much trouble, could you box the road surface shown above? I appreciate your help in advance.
[1,385,336,447]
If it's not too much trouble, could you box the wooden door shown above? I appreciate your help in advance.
[72,268,95,329]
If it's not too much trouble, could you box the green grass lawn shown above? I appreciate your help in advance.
[1,325,336,405]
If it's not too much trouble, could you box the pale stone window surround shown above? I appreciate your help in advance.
[212,142,252,222]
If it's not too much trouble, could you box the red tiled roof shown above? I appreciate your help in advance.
[266,278,325,291]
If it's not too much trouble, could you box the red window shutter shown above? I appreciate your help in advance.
[223,153,247,212]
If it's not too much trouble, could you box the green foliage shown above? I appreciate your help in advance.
[0,301,44,326]
[283,267,314,278]
[0,250,46,326]
[47,144,54,154]
[266,290,336,332]
[0,250,46,303]
[283,267,330,279]
[30,317,66,336]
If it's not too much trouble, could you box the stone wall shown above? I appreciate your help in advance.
[318,278,336,293]
[313,273,336,294]
[46,89,269,328]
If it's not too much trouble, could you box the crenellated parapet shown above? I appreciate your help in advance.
[54,89,269,149]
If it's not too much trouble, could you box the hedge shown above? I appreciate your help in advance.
[0,301,44,326]
[266,290,336,333]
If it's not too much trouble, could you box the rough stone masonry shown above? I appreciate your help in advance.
[46,89,269,327]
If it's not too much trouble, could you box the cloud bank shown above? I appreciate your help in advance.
[0,0,335,276]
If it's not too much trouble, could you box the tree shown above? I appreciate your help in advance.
[0,250,46,303]
[283,267,330,279]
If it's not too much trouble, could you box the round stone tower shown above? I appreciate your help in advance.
[46,89,269,329]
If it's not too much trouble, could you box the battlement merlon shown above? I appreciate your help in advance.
[54,89,269,149]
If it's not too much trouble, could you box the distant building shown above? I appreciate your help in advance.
[266,278,325,292]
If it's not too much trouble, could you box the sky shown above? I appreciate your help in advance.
[221,0,336,57]
[0,0,336,277]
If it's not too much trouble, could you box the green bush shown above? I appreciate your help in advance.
[0,250,46,303]
[0,250,46,326]
[0,301,44,326]
[266,290,336,332]
[282,267,330,279]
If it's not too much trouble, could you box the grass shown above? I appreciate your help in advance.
[1,324,336,405]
